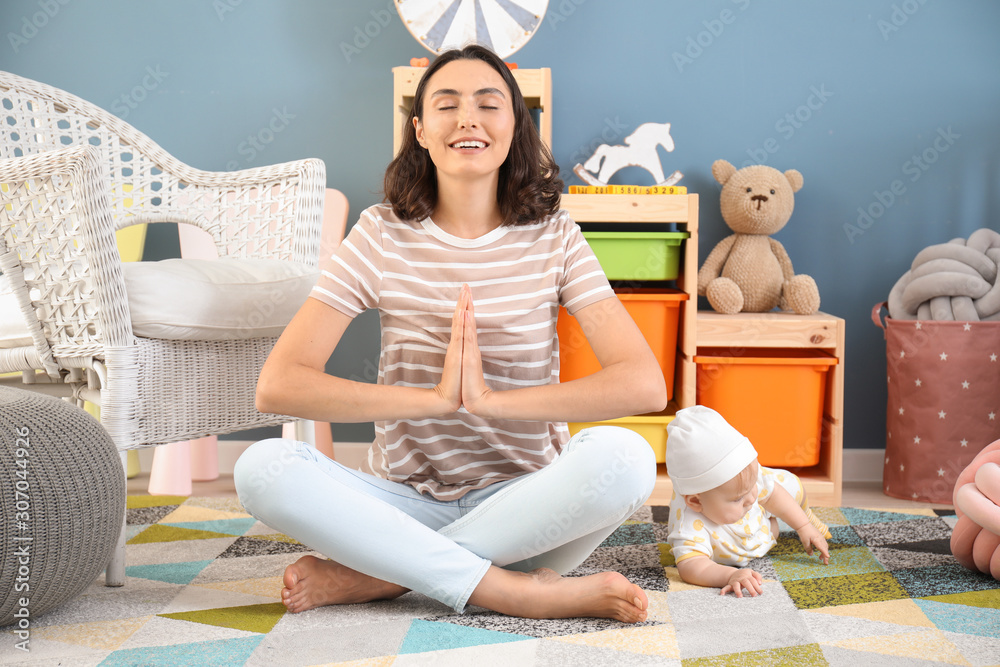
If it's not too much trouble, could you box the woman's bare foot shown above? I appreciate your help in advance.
[281,555,409,613]
[469,566,648,623]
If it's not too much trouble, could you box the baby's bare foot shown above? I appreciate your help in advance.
[281,555,408,613]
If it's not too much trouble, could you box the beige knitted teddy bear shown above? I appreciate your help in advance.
[697,159,820,315]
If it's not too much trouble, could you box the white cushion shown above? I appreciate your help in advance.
[0,274,33,349]
[123,258,319,340]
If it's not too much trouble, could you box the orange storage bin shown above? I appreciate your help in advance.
[568,411,674,463]
[557,289,688,400]
[694,347,838,467]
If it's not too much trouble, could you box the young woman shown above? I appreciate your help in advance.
[234,44,667,623]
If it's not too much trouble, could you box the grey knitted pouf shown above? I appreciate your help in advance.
[0,386,125,628]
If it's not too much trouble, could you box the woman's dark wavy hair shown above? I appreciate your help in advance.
[383,44,563,226]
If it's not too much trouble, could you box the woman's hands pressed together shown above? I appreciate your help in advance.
[435,284,494,416]
[460,285,495,414]
[434,284,469,412]
[431,282,668,424]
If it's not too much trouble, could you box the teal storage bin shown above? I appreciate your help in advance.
[583,231,689,280]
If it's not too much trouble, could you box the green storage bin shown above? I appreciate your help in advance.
[583,231,689,280]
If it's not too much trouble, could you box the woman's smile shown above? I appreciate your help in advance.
[413,59,515,181]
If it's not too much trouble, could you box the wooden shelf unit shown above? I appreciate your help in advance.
[391,66,553,156]
[690,311,846,506]
[560,193,700,409]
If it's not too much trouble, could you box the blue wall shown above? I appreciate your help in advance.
[3,0,998,449]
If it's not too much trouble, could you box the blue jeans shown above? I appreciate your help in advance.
[233,425,656,612]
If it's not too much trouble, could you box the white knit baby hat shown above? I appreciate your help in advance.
[666,405,758,495]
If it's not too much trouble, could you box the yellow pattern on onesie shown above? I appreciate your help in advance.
[667,466,814,567]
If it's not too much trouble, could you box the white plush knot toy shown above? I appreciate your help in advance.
[887,228,1000,321]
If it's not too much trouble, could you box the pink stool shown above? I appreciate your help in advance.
[146,436,220,496]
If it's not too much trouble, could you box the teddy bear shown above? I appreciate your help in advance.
[697,160,820,315]
[951,438,1000,580]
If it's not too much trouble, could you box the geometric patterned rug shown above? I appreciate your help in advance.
[2,496,999,666]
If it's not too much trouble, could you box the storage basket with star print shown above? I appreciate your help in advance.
[873,302,1000,503]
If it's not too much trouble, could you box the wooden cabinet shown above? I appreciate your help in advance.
[561,193,706,506]
[561,195,844,506]
[694,311,845,506]
[560,193,700,410]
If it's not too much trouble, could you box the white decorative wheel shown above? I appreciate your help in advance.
[395,0,548,59]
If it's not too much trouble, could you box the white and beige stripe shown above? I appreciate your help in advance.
[310,204,614,500]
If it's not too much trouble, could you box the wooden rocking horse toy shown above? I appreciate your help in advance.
[573,121,684,187]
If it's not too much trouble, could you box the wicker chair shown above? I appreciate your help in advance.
[0,70,325,586]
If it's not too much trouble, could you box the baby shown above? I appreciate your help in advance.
[665,406,831,597]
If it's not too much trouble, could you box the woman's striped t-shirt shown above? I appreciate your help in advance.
[309,204,615,500]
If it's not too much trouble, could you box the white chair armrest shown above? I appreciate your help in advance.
[135,157,326,267]
[0,70,324,269]
[0,145,132,367]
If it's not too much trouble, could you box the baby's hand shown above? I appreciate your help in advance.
[720,568,763,597]
[797,524,830,565]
